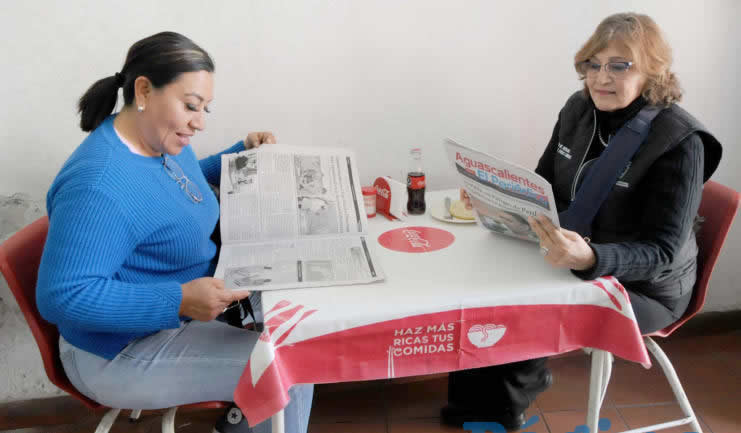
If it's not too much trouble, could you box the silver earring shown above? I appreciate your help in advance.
[137,105,145,112]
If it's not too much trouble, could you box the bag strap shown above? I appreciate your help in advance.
[559,106,661,237]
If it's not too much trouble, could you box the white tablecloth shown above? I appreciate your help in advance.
[234,190,649,426]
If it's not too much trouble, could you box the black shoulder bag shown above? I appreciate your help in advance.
[558,106,661,238]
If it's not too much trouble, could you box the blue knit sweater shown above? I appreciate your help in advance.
[37,115,244,360]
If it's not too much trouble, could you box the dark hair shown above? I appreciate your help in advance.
[77,31,215,132]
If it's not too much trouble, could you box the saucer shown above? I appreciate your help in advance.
[428,199,476,224]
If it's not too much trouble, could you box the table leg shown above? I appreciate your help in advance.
[586,349,612,433]
[271,409,285,433]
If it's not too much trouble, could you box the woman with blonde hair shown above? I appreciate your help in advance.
[444,13,722,430]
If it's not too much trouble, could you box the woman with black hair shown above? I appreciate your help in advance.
[36,31,312,433]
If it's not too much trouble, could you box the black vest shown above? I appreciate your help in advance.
[553,91,721,245]
[551,91,722,288]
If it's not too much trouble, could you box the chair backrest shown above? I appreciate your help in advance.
[649,180,741,337]
[0,216,101,409]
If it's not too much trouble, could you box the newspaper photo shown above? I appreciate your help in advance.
[214,144,384,291]
[444,138,559,242]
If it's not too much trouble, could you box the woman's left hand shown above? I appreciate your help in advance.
[528,214,596,271]
[244,132,276,149]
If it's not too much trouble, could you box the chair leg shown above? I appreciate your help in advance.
[160,405,282,433]
[129,409,142,421]
[644,337,703,433]
[93,408,121,433]
[587,340,702,433]
[586,349,613,433]
[600,351,613,406]
[162,407,178,433]
[271,409,285,433]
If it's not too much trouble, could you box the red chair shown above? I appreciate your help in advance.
[0,216,228,433]
[586,180,741,433]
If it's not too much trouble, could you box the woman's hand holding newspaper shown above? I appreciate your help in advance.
[459,188,473,210]
[244,132,277,149]
[528,214,596,271]
[180,277,251,322]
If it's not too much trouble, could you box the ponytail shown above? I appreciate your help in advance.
[77,74,121,132]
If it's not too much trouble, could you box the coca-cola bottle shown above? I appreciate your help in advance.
[406,148,426,215]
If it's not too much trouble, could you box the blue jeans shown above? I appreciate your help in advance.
[59,299,313,433]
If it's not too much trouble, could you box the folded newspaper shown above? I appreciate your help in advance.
[214,144,385,291]
[444,138,559,242]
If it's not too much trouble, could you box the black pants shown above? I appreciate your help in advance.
[447,357,550,416]
[627,278,694,334]
[628,288,692,334]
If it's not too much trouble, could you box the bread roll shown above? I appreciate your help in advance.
[450,200,474,220]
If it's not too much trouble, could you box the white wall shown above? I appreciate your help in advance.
[0,0,739,401]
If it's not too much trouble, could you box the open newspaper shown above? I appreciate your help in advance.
[444,138,559,242]
[214,144,384,291]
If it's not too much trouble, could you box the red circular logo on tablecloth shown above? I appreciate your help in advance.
[378,226,455,253]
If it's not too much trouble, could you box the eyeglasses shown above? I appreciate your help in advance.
[577,60,634,79]
[162,155,203,203]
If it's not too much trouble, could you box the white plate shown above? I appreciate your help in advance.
[428,198,476,224]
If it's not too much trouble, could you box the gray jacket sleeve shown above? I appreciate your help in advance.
[572,134,704,282]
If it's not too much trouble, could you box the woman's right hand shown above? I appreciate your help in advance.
[244,132,277,149]
[179,277,251,321]
[460,188,473,210]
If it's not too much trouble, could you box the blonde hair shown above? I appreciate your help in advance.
[574,13,682,106]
